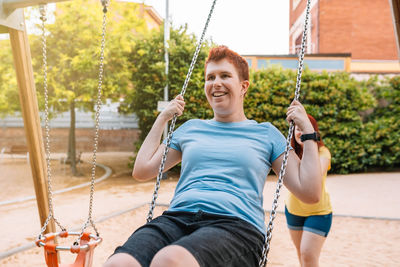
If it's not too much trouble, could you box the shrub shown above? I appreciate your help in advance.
[363,76,400,169]
[247,68,376,173]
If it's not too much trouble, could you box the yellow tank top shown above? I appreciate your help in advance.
[286,146,332,216]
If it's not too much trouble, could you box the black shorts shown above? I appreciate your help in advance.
[113,210,265,267]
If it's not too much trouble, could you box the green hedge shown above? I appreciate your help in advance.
[363,76,400,170]
[246,68,376,174]
[124,27,399,174]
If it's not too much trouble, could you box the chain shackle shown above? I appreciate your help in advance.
[101,0,109,13]
[259,0,312,266]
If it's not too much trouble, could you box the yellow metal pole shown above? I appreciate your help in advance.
[8,19,56,234]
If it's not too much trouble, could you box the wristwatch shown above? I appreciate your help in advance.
[300,132,320,142]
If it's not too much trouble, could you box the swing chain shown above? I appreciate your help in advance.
[180,0,217,97]
[39,4,66,238]
[38,0,108,242]
[146,0,218,222]
[78,0,109,240]
[258,1,312,266]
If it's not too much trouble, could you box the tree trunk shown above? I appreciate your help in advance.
[67,100,78,176]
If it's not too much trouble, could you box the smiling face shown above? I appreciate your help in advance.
[204,59,249,121]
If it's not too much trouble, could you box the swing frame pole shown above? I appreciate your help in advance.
[1,0,71,235]
[9,16,55,236]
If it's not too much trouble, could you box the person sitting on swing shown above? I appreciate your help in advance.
[104,45,322,267]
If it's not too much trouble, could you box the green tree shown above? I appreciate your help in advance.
[29,0,149,175]
[0,40,19,117]
[363,76,400,169]
[121,25,213,153]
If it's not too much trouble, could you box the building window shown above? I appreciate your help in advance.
[268,59,345,71]
[246,59,252,68]
[257,59,268,69]
[302,59,345,70]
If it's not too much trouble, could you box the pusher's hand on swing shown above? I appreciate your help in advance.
[286,100,314,134]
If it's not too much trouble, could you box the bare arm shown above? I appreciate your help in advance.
[132,95,185,181]
[320,156,330,176]
[271,101,322,203]
[272,144,321,204]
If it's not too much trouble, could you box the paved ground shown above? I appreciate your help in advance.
[263,171,400,220]
[0,152,399,266]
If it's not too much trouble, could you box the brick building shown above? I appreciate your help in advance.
[289,0,400,73]
[244,0,400,74]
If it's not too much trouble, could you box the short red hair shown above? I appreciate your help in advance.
[205,45,249,81]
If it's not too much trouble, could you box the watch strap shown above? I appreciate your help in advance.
[300,132,320,142]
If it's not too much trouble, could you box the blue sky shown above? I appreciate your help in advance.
[141,0,290,55]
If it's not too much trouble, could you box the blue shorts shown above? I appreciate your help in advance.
[285,206,332,237]
[113,210,265,267]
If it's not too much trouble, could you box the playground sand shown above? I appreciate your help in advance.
[1,152,399,266]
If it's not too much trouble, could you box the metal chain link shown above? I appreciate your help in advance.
[38,0,109,242]
[39,4,66,239]
[146,0,217,222]
[78,0,109,241]
[258,0,312,266]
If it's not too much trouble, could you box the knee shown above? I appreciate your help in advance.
[103,253,141,267]
[103,261,117,267]
[300,249,317,265]
[150,249,180,267]
[151,245,197,267]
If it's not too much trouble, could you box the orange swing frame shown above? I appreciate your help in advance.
[36,231,102,267]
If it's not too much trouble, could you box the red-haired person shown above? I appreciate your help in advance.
[285,114,332,267]
[104,46,322,267]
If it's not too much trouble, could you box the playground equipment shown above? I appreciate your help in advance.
[0,0,70,237]
[0,0,108,266]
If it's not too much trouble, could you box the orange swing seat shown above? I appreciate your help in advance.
[36,231,102,267]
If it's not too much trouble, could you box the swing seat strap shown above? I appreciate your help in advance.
[44,242,58,267]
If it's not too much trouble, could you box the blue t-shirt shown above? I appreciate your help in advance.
[165,119,287,234]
